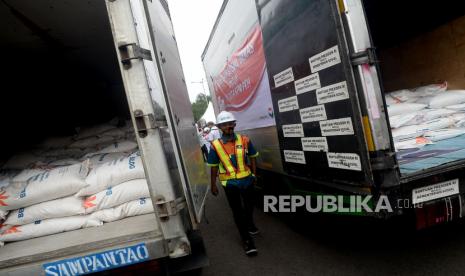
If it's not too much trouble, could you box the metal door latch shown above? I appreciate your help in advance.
[118,43,152,68]
[351,47,378,66]
[154,196,186,221]
[134,109,156,138]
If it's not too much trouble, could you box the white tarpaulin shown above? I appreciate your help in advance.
[200,101,216,124]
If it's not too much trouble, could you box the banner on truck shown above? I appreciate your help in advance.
[211,25,275,130]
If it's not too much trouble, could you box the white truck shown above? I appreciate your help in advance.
[0,0,209,274]
[203,0,465,228]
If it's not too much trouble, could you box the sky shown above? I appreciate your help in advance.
[167,0,224,103]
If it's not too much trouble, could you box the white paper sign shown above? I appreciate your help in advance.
[327,152,362,171]
[316,81,349,104]
[295,73,321,95]
[274,67,294,88]
[300,105,327,123]
[278,96,299,113]
[320,117,354,136]
[309,45,341,73]
[412,179,459,205]
[283,124,304,137]
[284,150,306,164]
[301,137,328,152]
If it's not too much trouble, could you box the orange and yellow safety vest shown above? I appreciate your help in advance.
[211,134,252,186]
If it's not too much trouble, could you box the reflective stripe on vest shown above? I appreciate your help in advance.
[211,134,251,184]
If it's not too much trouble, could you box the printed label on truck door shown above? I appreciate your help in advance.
[43,243,149,275]
[320,117,354,136]
[273,67,294,88]
[412,179,459,205]
[327,152,362,171]
[309,45,341,73]
[316,81,349,104]
[295,73,321,94]
[284,150,306,164]
[278,96,299,113]
[283,124,305,137]
[300,105,327,123]
[301,137,328,152]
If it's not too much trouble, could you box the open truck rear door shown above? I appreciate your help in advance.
[105,0,208,250]
[256,0,375,188]
[141,0,210,225]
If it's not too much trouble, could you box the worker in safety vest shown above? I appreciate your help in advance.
[208,111,259,256]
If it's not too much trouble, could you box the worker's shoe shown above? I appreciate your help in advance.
[248,225,260,235]
[244,239,258,256]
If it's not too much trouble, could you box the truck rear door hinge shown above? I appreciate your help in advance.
[154,196,186,221]
[351,48,378,66]
[118,43,152,68]
[134,110,157,138]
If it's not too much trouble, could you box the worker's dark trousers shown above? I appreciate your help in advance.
[201,145,208,161]
[223,184,255,242]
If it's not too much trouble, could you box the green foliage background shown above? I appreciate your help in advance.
[191,93,211,122]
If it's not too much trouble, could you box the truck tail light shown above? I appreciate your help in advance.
[415,195,462,230]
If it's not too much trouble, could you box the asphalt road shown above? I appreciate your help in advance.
[198,188,465,276]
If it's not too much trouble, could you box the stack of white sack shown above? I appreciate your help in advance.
[385,82,465,150]
[78,152,154,222]
[385,82,448,106]
[83,152,131,167]
[90,198,154,223]
[1,152,49,171]
[8,119,137,169]
[0,171,15,221]
[0,216,102,246]
[0,120,150,245]
[0,197,154,246]
[0,161,89,211]
[0,161,98,246]
[0,168,53,222]
[81,141,138,161]
[66,120,137,164]
[82,179,151,214]
[65,120,130,154]
[77,152,145,197]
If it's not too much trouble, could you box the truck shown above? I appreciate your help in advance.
[0,0,209,274]
[202,0,465,228]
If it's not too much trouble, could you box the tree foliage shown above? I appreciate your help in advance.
[191,93,211,122]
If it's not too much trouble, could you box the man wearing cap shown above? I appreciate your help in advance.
[207,111,260,256]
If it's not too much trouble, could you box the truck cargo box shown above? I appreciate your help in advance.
[0,0,208,273]
[204,0,465,225]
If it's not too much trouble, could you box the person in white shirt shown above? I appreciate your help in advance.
[203,127,212,151]
[198,127,210,161]
[207,121,221,142]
